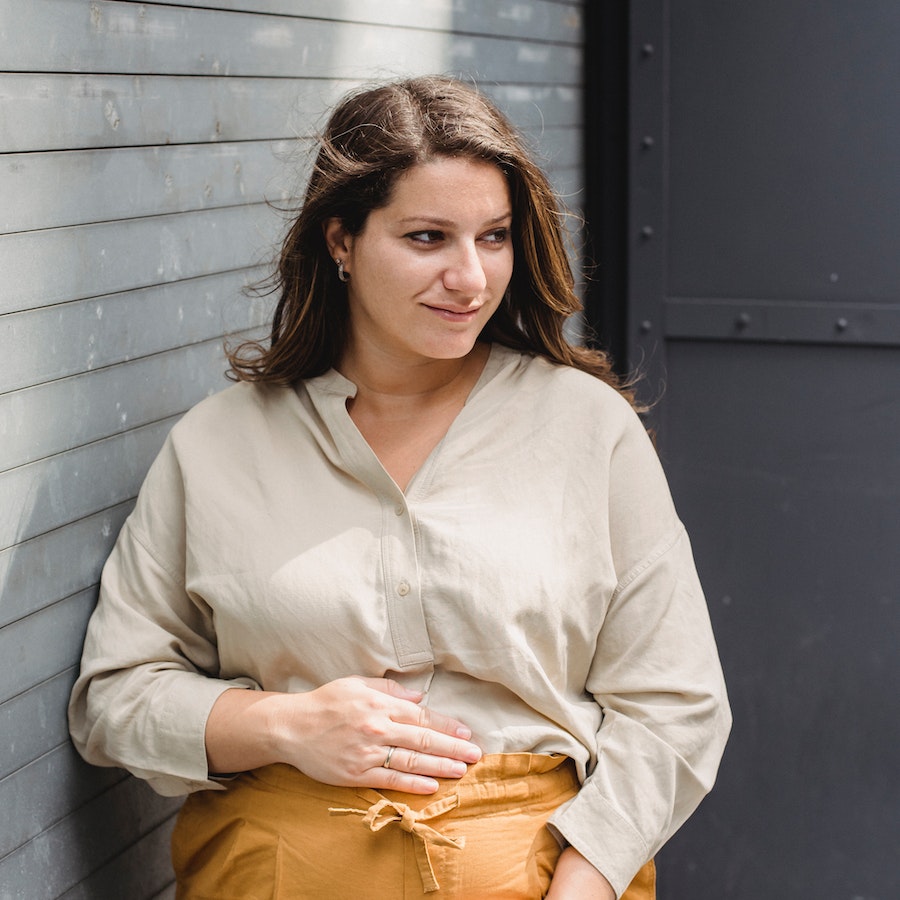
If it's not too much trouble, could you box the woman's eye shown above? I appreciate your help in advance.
[407,231,443,244]
[482,228,509,244]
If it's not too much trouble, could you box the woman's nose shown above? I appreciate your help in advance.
[443,242,488,295]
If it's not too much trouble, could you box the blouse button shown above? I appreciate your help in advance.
[394,504,404,516]
[397,581,410,596]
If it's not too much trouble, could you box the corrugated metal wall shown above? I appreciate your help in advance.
[0,2,583,896]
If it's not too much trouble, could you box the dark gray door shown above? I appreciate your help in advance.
[603,3,900,897]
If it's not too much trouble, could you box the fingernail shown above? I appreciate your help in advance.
[449,761,467,777]
[456,726,472,739]
[423,778,439,792]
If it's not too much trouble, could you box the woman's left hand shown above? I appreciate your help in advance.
[546,847,616,899]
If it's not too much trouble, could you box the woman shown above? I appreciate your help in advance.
[69,76,730,898]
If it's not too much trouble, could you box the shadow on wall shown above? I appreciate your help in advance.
[0,416,184,893]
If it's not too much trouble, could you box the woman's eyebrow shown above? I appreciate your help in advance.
[396,211,513,226]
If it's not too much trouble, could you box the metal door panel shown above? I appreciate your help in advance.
[615,3,900,896]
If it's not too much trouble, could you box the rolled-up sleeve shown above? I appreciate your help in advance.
[549,525,731,896]
[68,440,258,797]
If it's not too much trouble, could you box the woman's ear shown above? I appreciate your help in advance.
[323,218,352,259]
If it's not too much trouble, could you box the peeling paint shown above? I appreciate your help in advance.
[159,226,184,278]
[104,100,120,131]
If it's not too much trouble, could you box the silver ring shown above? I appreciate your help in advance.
[382,746,396,769]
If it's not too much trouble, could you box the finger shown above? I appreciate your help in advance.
[354,676,423,703]
[414,702,473,740]
[365,767,442,795]
[381,747,470,780]
[384,700,473,741]
[391,722,482,764]
[354,679,475,741]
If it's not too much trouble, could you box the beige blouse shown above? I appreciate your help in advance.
[68,343,730,895]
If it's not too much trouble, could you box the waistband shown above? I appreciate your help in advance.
[247,752,575,813]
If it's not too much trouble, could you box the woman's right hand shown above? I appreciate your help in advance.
[205,677,482,794]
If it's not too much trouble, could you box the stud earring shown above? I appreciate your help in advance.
[335,258,349,283]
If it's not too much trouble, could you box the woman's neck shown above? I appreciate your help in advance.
[336,342,491,491]
[338,342,490,413]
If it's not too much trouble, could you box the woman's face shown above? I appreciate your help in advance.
[326,156,514,369]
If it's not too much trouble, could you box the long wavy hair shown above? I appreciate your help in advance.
[228,75,633,404]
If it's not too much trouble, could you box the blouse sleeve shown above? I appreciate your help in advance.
[547,407,732,896]
[68,435,259,797]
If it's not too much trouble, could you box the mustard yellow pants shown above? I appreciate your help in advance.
[172,753,655,899]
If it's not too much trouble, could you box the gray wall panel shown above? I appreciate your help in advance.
[149,887,176,900]
[2,1,578,82]
[488,83,580,129]
[0,773,179,899]
[158,0,582,43]
[0,340,231,470]
[148,882,175,900]
[0,76,580,154]
[0,591,96,706]
[0,270,270,395]
[0,1,585,894]
[0,504,130,629]
[57,815,179,900]
[0,204,281,314]
[523,125,582,171]
[0,744,122,860]
[0,75,353,153]
[0,419,177,550]
[0,670,75,780]
[1,142,299,234]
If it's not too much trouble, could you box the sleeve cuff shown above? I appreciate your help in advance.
[547,779,651,898]
[126,675,259,797]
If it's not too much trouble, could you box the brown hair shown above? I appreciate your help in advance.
[228,75,633,403]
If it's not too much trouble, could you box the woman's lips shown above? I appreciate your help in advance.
[424,304,482,322]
